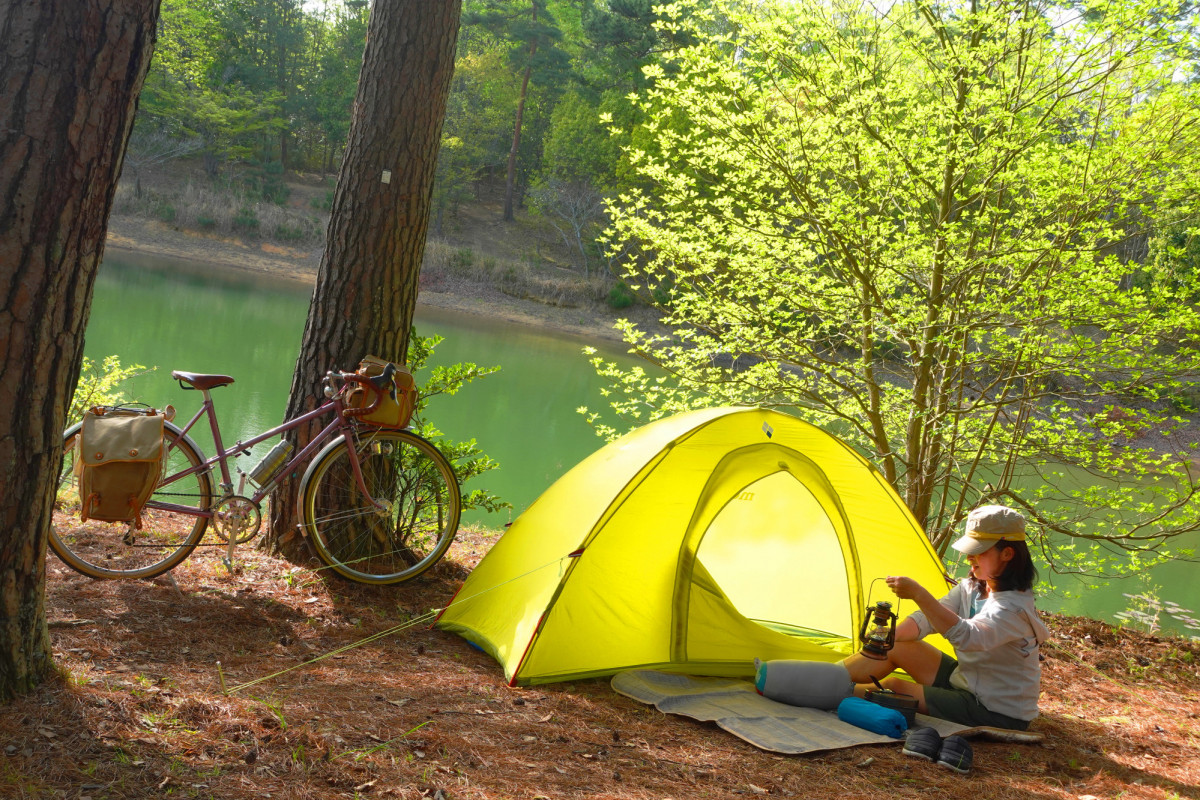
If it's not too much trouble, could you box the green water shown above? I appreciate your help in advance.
[85,253,629,530]
[85,253,1199,637]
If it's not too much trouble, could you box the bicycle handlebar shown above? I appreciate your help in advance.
[335,362,398,418]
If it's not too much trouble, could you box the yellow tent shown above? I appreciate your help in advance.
[436,407,952,686]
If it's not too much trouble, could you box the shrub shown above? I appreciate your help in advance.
[1169,385,1200,413]
[233,207,260,233]
[449,248,474,272]
[607,281,636,309]
[69,356,152,426]
[274,224,306,242]
[310,190,334,211]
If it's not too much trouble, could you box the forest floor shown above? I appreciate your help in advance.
[15,165,1193,799]
[8,535,1200,800]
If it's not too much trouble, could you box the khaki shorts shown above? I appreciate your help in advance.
[922,653,1031,731]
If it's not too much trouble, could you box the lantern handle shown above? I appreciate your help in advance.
[866,576,903,619]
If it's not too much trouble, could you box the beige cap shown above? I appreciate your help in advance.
[951,505,1026,556]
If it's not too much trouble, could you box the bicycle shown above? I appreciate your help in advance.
[50,363,461,585]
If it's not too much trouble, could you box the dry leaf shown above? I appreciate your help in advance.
[537,713,553,723]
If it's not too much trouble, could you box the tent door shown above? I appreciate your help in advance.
[675,443,860,644]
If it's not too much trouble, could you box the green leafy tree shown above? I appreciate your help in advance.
[589,0,1200,578]
[208,0,307,166]
[138,0,289,177]
[305,1,369,172]
[1146,206,1200,302]
[541,89,620,188]
[433,44,518,230]
[530,89,625,273]
[579,0,688,91]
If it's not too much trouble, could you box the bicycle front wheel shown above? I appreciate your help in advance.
[299,429,461,585]
[51,420,213,580]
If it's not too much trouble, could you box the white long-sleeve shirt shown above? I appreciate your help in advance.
[908,581,1051,722]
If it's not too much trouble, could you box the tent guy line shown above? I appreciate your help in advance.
[220,552,578,695]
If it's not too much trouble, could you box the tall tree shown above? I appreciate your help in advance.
[590,0,1200,578]
[468,0,570,220]
[209,0,307,167]
[0,0,161,700]
[266,0,462,554]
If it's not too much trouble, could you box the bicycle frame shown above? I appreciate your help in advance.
[150,382,385,521]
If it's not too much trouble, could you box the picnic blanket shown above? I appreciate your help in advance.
[611,670,1043,755]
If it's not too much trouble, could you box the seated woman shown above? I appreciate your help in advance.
[842,505,1050,731]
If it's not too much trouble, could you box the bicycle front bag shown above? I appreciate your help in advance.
[347,355,417,429]
[75,406,165,526]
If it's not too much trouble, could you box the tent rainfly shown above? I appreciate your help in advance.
[436,407,952,686]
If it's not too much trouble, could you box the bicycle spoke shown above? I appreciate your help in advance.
[300,430,460,584]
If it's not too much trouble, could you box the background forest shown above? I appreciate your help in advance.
[4,2,1200,796]
[127,0,664,282]
[125,0,1200,583]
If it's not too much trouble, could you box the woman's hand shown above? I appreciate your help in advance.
[888,575,961,635]
[886,575,924,600]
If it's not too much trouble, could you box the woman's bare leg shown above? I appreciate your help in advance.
[840,641,945,713]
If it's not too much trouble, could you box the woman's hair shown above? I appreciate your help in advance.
[971,539,1038,592]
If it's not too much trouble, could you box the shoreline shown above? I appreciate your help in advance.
[104,215,636,345]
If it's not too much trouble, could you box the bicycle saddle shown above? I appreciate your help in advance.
[171,371,235,390]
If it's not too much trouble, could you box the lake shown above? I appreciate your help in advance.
[84,252,628,531]
[83,252,1199,636]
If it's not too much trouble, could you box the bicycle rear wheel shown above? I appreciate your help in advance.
[51,420,213,579]
[299,429,461,585]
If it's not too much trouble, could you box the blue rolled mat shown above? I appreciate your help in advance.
[836,696,908,738]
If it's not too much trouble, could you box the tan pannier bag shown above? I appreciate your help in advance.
[347,355,417,429]
[76,407,165,526]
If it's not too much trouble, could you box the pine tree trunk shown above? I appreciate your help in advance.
[502,2,539,223]
[0,0,160,701]
[503,62,534,222]
[265,0,461,557]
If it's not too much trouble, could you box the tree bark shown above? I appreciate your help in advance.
[0,0,160,701]
[265,0,461,556]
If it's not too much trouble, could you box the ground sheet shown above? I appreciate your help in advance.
[611,670,1042,755]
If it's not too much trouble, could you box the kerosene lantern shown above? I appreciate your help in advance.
[858,600,898,660]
